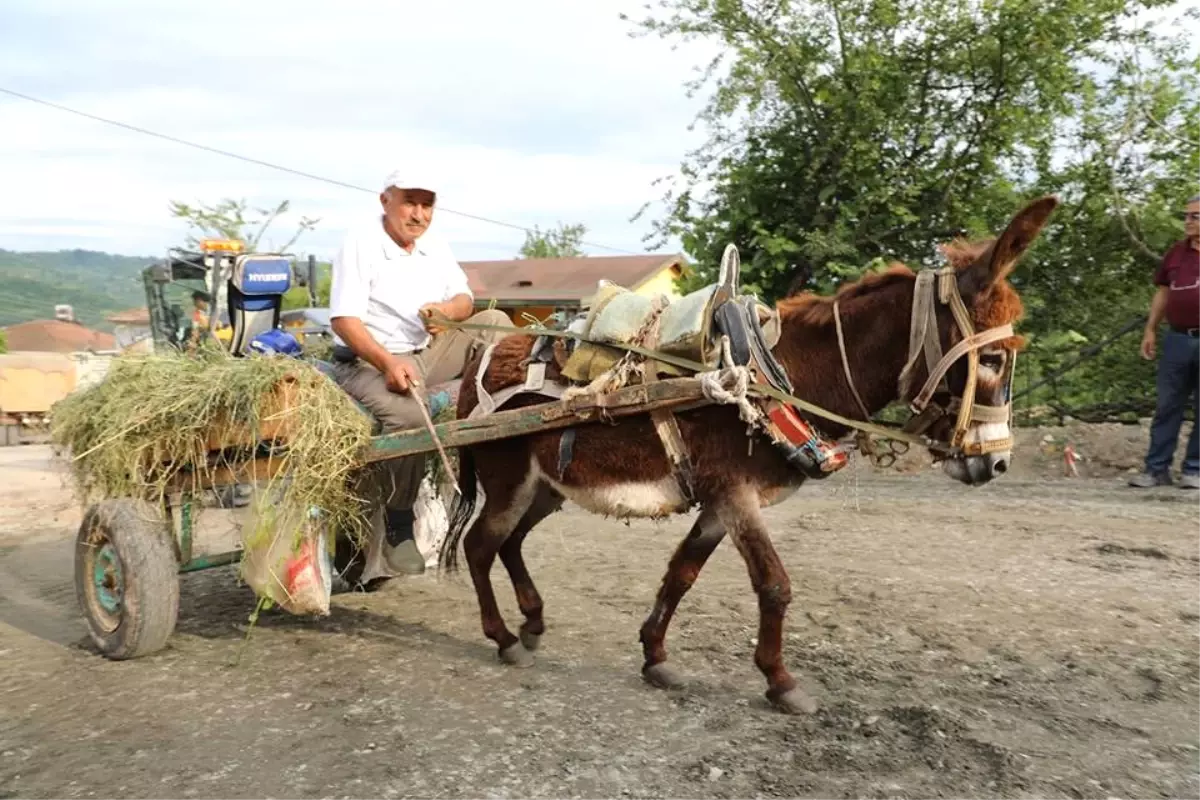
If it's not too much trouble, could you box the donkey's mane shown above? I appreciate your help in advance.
[777,264,915,326]
[776,239,1025,347]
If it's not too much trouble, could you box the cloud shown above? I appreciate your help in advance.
[0,0,719,261]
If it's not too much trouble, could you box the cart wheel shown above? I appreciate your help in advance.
[74,499,180,659]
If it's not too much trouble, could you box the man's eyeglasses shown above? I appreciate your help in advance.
[1183,212,1200,222]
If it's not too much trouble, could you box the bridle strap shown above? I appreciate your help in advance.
[891,266,1018,454]
[911,323,1014,412]
[962,401,1012,424]
[898,270,942,400]
[833,298,872,421]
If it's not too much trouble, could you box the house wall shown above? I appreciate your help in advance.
[476,304,579,328]
[0,353,76,415]
[472,265,684,327]
[634,266,684,300]
[70,352,115,390]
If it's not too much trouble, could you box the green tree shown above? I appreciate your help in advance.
[281,261,332,311]
[0,330,7,354]
[627,0,1197,420]
[1009,32,1199,418]
[627,0,1190,300]
[168,198,319,253]
[519,222,588,258]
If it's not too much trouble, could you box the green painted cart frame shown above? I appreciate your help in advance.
[73,376,714,660]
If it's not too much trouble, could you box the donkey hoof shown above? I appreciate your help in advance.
[642,662,686,690]
[519,629,541,652]
[499,643,535,668]
[769,687,819,715]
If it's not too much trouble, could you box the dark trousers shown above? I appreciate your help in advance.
[1145,329,1199,476]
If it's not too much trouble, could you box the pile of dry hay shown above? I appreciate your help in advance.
[50,346,376,548]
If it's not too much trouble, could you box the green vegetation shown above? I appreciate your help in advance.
[282,261,332,311]
[519,222,588,258]
[50,345,375,553]
[630,0,1198,422]
[168,198,319,253]
[0,248,150,330]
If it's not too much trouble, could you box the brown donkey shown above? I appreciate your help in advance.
[438,196,1057,714]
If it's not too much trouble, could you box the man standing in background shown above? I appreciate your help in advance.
[1129,195,1199,489]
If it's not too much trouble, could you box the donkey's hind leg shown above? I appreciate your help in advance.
[715,485,818,715]
[498,485,564,653]
[464,463,540,667]
[639,506,725,690]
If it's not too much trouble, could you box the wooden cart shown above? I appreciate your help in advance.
[73,375,716,660]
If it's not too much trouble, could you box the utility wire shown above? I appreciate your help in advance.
[0,86,639,255]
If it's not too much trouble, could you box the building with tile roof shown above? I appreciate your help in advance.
[1,319,117,354]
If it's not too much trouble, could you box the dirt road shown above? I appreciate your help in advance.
[1,444,1197,799]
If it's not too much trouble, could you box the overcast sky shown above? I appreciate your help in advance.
[0,1,719,261]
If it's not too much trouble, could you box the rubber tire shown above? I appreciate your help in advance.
[74,499,180,660]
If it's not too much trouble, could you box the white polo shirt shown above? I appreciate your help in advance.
[329,216,473,354]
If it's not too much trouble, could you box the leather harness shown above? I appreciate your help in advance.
[465,250,1018,506]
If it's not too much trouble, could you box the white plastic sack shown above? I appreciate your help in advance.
[239,493,332,616]
[359,474,450,582]
[413,474,449,569]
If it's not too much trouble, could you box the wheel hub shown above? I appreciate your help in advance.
[90,540,124,631]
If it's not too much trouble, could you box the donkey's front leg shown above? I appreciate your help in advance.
[639,506,725,690]
[716,486,818,715]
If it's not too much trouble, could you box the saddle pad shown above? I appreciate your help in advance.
[561,341,625,383]
[588,291,659,345]
[580,280,630,333]
[657,284,719,365]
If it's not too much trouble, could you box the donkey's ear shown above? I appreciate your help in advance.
[958,195,1058,298]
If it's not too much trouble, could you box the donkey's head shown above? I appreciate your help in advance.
[902,195,1057,485]
[774,195,1056,486]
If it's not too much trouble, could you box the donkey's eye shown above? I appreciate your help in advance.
[979,353,1004,371]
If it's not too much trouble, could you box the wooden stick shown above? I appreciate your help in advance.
[411,383,461,495]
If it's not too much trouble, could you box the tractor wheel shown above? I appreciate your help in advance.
[74,499,180,659]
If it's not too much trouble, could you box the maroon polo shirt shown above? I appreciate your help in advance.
[1154,240,1200,331]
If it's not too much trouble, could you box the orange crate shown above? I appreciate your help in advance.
[203,374,301,452]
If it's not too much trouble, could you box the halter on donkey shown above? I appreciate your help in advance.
[439,196,1056,715]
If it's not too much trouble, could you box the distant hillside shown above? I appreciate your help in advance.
[0,249,154,330]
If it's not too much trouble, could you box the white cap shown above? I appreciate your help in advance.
[382,169,436,194]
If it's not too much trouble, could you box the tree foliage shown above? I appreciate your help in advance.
[0,330,7,354]
[168,198,319,254]
[281,262,332,311]
[519,222,588,258]
[628,0,1198,419]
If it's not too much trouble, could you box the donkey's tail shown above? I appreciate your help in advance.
[439,446,478,574]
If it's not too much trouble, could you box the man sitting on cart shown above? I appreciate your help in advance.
[329,169,512,587]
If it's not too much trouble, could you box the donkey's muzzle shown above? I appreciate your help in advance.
[944,451,1011,486]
